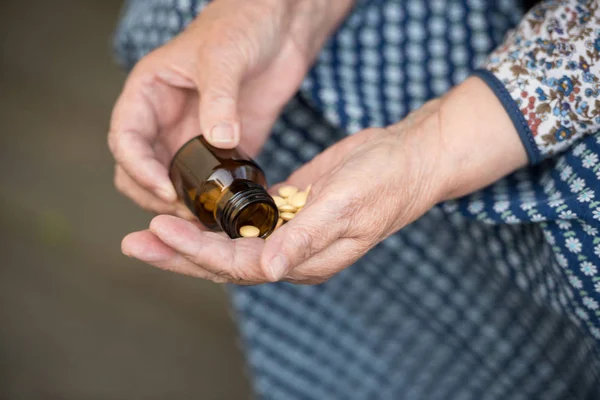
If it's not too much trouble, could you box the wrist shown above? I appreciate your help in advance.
[383,99,449,214]
[434,76,529,201]
[385,75,528,209]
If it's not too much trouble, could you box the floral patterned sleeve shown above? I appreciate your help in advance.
[472,0,600,164]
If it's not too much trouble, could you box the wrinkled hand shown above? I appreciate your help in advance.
[121,100,449,284]
[108,0,351,218]
[120,75,528,284]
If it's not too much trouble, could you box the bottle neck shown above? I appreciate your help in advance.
[217,180,279,239]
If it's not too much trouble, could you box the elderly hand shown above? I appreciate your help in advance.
[121,77,528,284]
[108,0,353,218]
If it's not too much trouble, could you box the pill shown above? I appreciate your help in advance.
[204,200,216,212]
[280,212,295,221]
[207,188,221,200]
[278,185,298,198]
[278,204,297,213]
[272,196,287,207]
[289,191,307,208]
[269,183,312,234]
[199,192,208,203]
[240,225,260,238]
[187,188,198,200]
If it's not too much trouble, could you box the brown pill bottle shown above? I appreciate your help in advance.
[169,136,279,239]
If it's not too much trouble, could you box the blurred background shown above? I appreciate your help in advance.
[0,1,249,398]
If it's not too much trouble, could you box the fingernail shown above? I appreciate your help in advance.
[267,253,289,281]
[210,123,234,143]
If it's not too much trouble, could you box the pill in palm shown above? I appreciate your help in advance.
[278,204,297,213]
[289,191,307,208]
[239,225,260,238]
[267,183,313,235]
[280,212,295,221]
[272,196,287,207]
[278,185,298,198]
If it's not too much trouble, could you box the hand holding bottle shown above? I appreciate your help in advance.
[108,0,354,218]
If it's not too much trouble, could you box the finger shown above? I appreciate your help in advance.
[114,165,194,219]
[110,129,177,203]
[122,230,227,282]
[149,215,269,283]
[258,130,385,281]
[108,61,178,202]
[195,47,246,148]
[260,191,352,281]
[283,238,367,283]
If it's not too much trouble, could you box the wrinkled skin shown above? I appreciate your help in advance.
[120,102,447,285]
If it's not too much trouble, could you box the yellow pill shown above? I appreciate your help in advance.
[272,196,287,207]
[305,184,312,195]
[278,185,298,198]
[278,204,297,213]
[199,192,208,203]
[204,200,216,212]
[239,225,260,238]
[280,212,295,221]
[289,191,307,208]
[207,188,221,200]
[275,218,284,229]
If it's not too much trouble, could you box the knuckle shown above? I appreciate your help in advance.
[203,92,236,109]
[322,188,383,245]
[337,194,362,220]
[320,191,362,232]
[288,226,316,260]
[348,207,386,245]
[347,238,372,259]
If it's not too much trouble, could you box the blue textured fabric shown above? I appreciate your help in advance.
[114,1,600,398]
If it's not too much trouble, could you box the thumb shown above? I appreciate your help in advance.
[196,56,245,149]
[260,191,349,281]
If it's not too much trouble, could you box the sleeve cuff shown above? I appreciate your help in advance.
[471,69,541,165]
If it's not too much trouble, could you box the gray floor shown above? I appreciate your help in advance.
[0,1,250,398]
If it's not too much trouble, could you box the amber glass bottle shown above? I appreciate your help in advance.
[169,136,279,239]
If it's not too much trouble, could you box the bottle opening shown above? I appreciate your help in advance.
[232,202,278,238]
[219,180,279,239]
